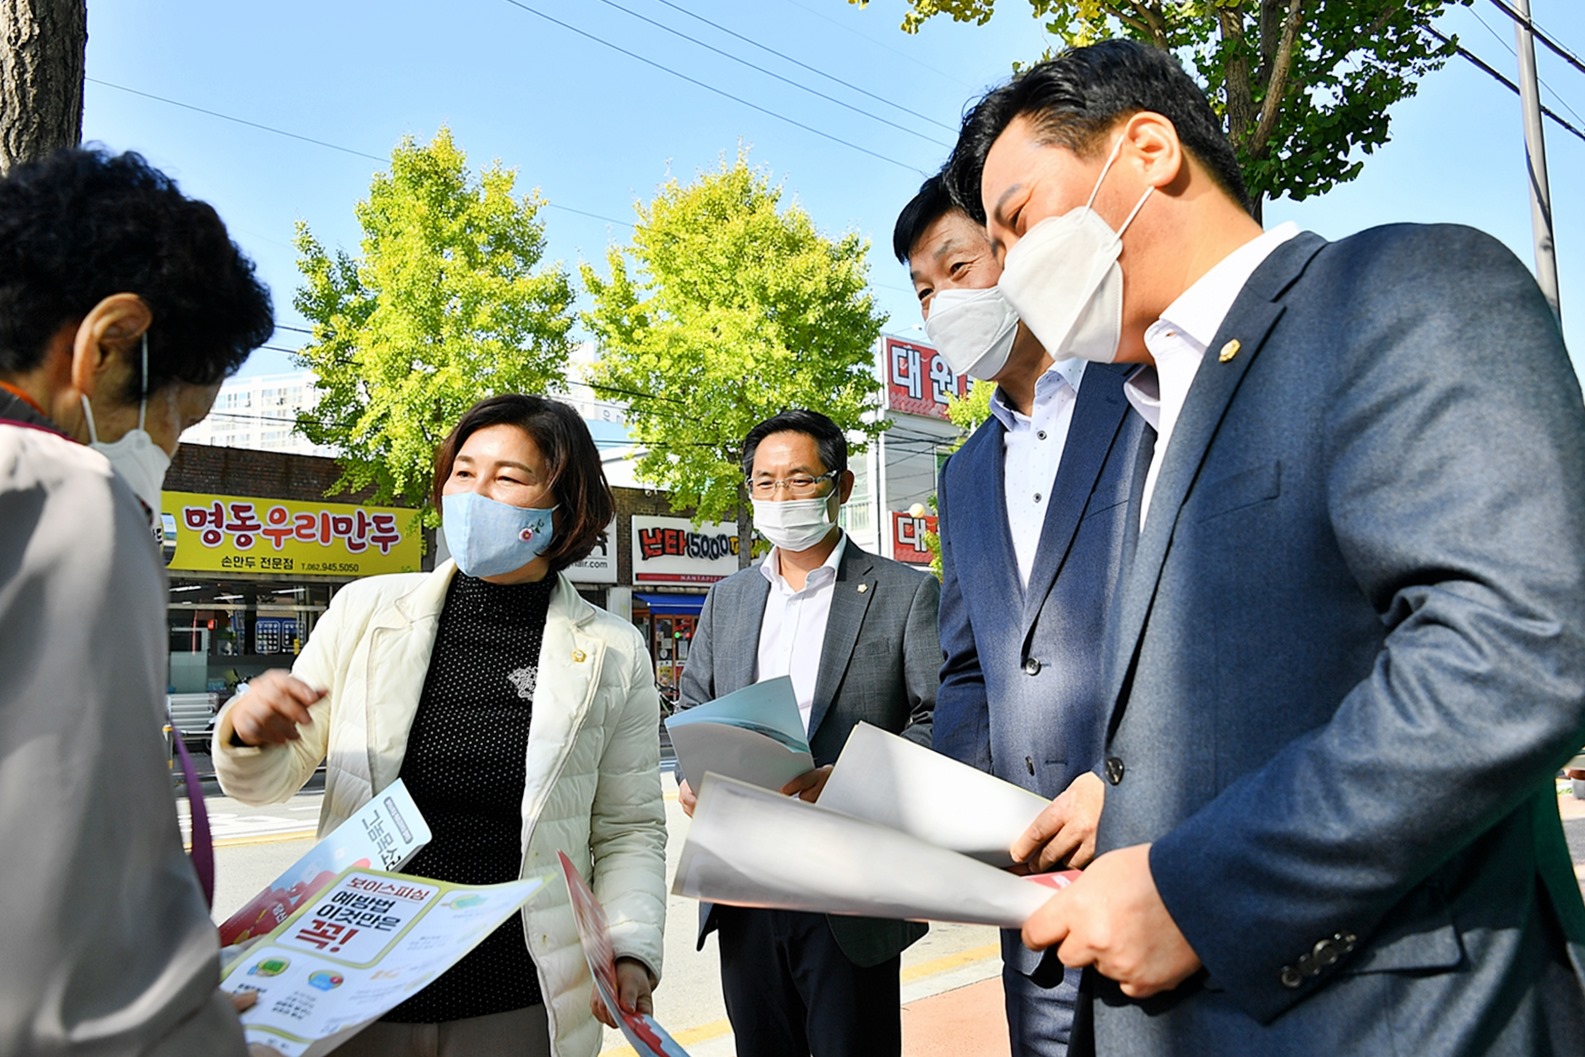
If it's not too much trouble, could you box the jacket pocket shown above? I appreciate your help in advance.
[1339,884,1464,975]
[1191,461,1282,522]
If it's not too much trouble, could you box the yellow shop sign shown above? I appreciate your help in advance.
[162,490,422,577]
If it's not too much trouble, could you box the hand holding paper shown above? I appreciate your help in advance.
[665,677,814,793]
[1022,843,1201,996]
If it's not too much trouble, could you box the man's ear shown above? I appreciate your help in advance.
[1119,110,1185,193]
[837,469,856,505]
[69,293,153,401]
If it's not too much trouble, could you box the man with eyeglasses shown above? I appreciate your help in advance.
[676,408,938,1057]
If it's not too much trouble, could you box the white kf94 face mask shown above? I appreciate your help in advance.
[752,495,837,553]
[924,285,1019,381]
[996,135,1154,364]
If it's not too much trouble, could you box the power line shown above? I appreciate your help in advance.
[84,77,637,228]
[1467,5,1585,129]
[497,0,928,176]
[646,0,959,134]
[591,0,950,148]
[777,0,978,91]
[1425,27,1585,144]
[1486,0,1585,79]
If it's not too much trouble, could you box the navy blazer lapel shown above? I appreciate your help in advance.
[1105,233,1327,734]
[1019,365,1130,637]
[808,542,874,740]
[957,421,1023,607]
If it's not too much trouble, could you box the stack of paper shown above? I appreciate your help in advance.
[674,723,1075,929]
[664,676,814,791]
[220,779,431,946]
[221,867,547,1057]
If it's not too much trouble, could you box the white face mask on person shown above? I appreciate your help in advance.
[924,285,1019,381]
[752,495,838,553]
[80,333,171,515]
[996,135,1154,364]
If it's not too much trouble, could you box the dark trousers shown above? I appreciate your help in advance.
[715,905,901,1057]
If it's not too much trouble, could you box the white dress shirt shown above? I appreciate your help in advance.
[1125,222,1302,529]
[988,358,1087,588]
[756,532,847,734]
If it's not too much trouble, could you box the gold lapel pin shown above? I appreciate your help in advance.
[1218,338,1241,363]
[571,649,587,663]
[856,583,868,594]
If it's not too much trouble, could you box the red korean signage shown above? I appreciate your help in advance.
[882,335,969,421]
[891,510,938,565]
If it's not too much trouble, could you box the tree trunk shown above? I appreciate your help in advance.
[0,0,86,175]
[735,496,754,570]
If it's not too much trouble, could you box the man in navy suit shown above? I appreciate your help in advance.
[944,39,1585,1055]
[894,175,1146,1056]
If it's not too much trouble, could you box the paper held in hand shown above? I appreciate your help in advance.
[674,724,1076,929]
[221,866,547,1057]
[219,778,432,947]
[558,852,692,1057]
[664,675,814,792]
[818,721,1053,867]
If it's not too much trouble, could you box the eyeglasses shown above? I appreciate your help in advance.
[745,470,839,499]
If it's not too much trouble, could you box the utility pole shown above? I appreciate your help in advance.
[1512,0,1562,324]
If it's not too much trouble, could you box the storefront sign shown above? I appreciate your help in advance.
[891,510,938,566]
[631,515,742,584]
[163,490,422,577]
[883,335,969,421]
[567,517,619,584]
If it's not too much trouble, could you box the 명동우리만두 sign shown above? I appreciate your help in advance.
[162,491,422,577]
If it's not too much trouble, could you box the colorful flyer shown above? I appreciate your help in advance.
[221,866,546,1057]
[219,779,431,946]
[558,852,691,1057]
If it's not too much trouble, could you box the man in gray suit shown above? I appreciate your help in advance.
[677,408,937,1057]
[943,39,1585,1054]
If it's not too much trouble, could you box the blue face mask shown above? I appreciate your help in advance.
[441,491,558,578]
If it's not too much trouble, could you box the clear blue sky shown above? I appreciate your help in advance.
[80,0,1584,376]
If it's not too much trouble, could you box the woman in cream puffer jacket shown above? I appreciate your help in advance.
[214,395,666,1057]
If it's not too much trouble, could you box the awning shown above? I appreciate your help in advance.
[634,592,706,615]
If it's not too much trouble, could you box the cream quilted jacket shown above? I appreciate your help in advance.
[213,561,667,1057]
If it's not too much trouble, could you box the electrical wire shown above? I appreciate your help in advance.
[498,0,929,175]
[1466,6,1585,129]
[1486,0,1585,79]
[589,0,950,147]
[645,0,959,133]
[84,77,638,228]
[1425,27,1585,144]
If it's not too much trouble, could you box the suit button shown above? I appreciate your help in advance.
[1279,966,1303,989]
[1312,939,1339,969]
[1023,657,1042,675]
[1104,756,1125,785]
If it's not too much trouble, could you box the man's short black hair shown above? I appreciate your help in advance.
[0,147,273,399]
[945,39,1250,223]
[741,408,848,480]
[892,173,957,264]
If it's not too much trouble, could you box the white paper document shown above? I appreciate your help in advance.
[673,775,1072,929]
[221,867,547,1057]
[819,722,1052,866]
[665,676,815,792]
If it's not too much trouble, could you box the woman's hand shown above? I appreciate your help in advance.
[226,670,325,747]
[591,957,656,1028]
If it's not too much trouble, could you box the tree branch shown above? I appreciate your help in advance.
[1251,0,1304,155]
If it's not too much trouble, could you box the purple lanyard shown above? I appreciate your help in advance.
[170,730,215,908]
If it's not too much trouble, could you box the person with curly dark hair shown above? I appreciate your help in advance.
[0,146,273,1056]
